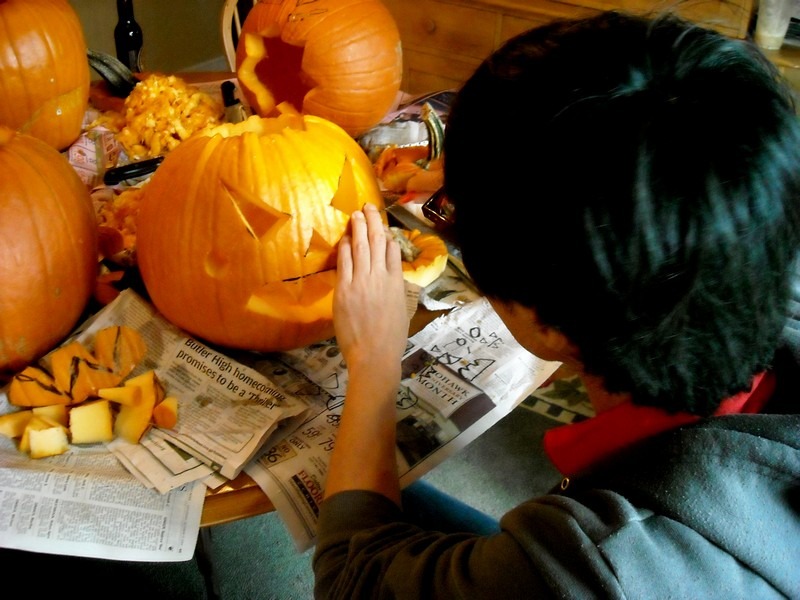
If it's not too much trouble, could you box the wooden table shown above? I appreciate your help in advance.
[201,471,275,527]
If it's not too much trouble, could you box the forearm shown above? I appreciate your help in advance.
[325,204,406,506]
[324,368,401,505]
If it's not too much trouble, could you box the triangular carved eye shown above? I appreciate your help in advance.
[204,180,293,280]
[223,179,290,242]
[330,158,361,217]
[300,158,359,261]
[305,227,335,258]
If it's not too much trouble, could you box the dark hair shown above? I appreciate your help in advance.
[444,11,800,414]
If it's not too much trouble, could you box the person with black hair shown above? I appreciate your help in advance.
[312,11,800,598]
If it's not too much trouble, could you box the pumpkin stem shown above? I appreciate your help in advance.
[388,226,422,262]
[421,103,444,163]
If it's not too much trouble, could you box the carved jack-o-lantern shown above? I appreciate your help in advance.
[235,0,402,137]
[135,110,385,352]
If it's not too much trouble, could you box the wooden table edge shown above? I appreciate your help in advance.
[201,473,275,527]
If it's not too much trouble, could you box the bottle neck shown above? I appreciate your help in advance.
[116,0,135,19]
[114,0,143,72]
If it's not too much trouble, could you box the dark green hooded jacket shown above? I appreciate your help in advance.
[314,413,800,599]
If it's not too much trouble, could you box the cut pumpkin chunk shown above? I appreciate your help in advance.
[115,370,164,443]
[19,415,65,455]
[48,340,123,404]
[97,385,142,406]
[1,324,169,457]
[32,404,68,427]
[93,325,147,378]
[28,421,70,459]
[153,396,178,429]
[0,410,33,438]
[8,365,71,407]
[70,399,114,444]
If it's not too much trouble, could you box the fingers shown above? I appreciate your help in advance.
[349,209,371,278]
[347,204,394,275]
[364,204,388,272]
[337,234,353,284]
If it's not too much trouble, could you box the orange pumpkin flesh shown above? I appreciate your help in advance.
[48,341,123,405]
[8,326,148,409]
[236,0,402,138]
[8,366,71,407]
[0,0,90,150]
[93,325,148,379]
[0,126,98,376]
[136,111,385,352]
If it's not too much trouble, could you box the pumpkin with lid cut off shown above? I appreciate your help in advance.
[135,109,386,352]
[0,0,90,150]
[235,0,402,138]
[0,126,98,376]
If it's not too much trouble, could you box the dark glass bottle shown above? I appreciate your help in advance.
[114,0,143,72]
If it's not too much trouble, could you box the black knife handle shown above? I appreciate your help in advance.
[103,155,164,185]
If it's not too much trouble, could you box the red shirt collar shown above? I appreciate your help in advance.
[542,371,775,478]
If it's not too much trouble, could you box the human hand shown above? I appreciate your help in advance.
[334,204,409,376]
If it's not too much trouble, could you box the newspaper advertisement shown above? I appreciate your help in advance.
[244,296,561,550]
[0,289,308,560]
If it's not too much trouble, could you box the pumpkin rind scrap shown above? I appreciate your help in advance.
[0,127,98,376]
[8,366,71,407]
[235,0,402,138]
[48,340,123,404]
[136,113,385,352]
[0,0,90,150]
[93,325,148,378]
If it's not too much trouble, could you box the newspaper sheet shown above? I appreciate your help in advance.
[244,296,561,550]
[87,290,310,482]
[0,289,308,560]
[0,431,205,561]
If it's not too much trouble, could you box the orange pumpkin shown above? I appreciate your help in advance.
[136,110,385,352]
[0,0,90,150]
[235,0,402,138]
[0,127,98,376]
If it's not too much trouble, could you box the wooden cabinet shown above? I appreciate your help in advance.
[382,0,755,94]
